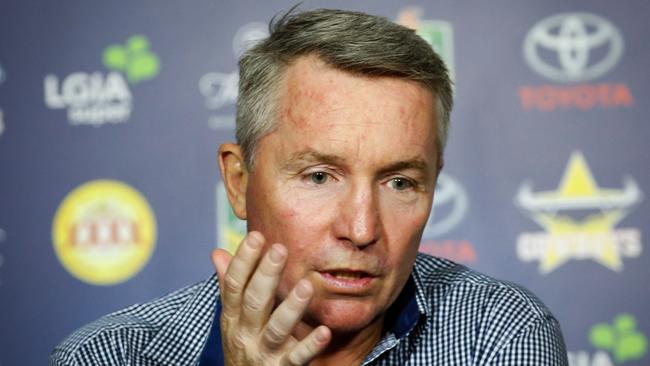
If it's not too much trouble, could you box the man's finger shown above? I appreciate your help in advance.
[262,279,313,350]
[218,231,266,318]
[240,243,287,330]
[212,248,232,285]
[283,326,331,366]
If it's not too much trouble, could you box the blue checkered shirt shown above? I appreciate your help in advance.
[51,254,568,365]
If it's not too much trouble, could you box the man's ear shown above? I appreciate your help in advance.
[218,143,248,220]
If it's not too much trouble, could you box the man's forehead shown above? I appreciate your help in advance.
[279,55,435,113]
[262,55,439,170]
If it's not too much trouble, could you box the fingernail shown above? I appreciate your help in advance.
[247,232,262,249]
[316,327,329,343]
[295,280,312,300]
[269,245,285,264]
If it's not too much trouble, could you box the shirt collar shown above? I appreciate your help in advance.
[382,255,434,338]
[142,274,220,366]
[411,255,434,318]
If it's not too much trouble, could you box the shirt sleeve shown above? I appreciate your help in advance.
[489,315,569,366]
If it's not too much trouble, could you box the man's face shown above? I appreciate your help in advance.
[244,55,439,333]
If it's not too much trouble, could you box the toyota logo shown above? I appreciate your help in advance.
[524,12,624,83]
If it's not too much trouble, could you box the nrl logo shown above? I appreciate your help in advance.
[396,7,455,82]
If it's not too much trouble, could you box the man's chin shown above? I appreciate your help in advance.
[305,298,383,334]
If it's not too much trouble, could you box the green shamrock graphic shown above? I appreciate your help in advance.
[590,313,647,364]
[103,35,160,84]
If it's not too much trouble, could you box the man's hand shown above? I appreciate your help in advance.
[212,231,332,366]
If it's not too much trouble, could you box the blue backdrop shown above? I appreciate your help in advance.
[1,1,648,365]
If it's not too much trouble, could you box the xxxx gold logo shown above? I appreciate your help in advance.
[516,152,643,274]
[52,180,156,285]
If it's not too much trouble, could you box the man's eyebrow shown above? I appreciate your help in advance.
[378,159,432,176]
[283,150,345,168]
[283,151,433,176]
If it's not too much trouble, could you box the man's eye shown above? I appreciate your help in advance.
[390,177,413,191]
[310,171,329,184]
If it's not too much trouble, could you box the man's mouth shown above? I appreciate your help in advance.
[326,270,368,280]
[317,270,377,292]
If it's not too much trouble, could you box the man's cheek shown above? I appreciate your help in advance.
[280,196,335,231]
[389,205,430,243]
[276,259,301,301]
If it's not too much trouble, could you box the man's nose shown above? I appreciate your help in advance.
[334,182,381,248]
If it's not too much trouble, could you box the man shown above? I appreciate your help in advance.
[51,8,568,366]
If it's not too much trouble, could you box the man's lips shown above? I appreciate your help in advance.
[317,265,381,277]
[316,269,378,292]
[324,270,368,280]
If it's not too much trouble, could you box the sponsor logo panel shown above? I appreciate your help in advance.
[520,13,633,111]
[199,23,268,130]
[569,313,647,366]
[44,35,160,127]
[516,151,643,274]
[52,180,156,285]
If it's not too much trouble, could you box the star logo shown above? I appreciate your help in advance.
[516,151,643,274]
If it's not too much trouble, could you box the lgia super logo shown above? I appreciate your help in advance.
[44,35,160,126]
[52,180,156,285]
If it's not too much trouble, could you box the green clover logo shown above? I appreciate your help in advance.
[590,313,647,364]
[103,35,160,84]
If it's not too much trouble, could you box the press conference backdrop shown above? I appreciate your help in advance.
[1,0,648,365]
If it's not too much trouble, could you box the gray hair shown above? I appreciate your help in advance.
[236,8,453,168]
